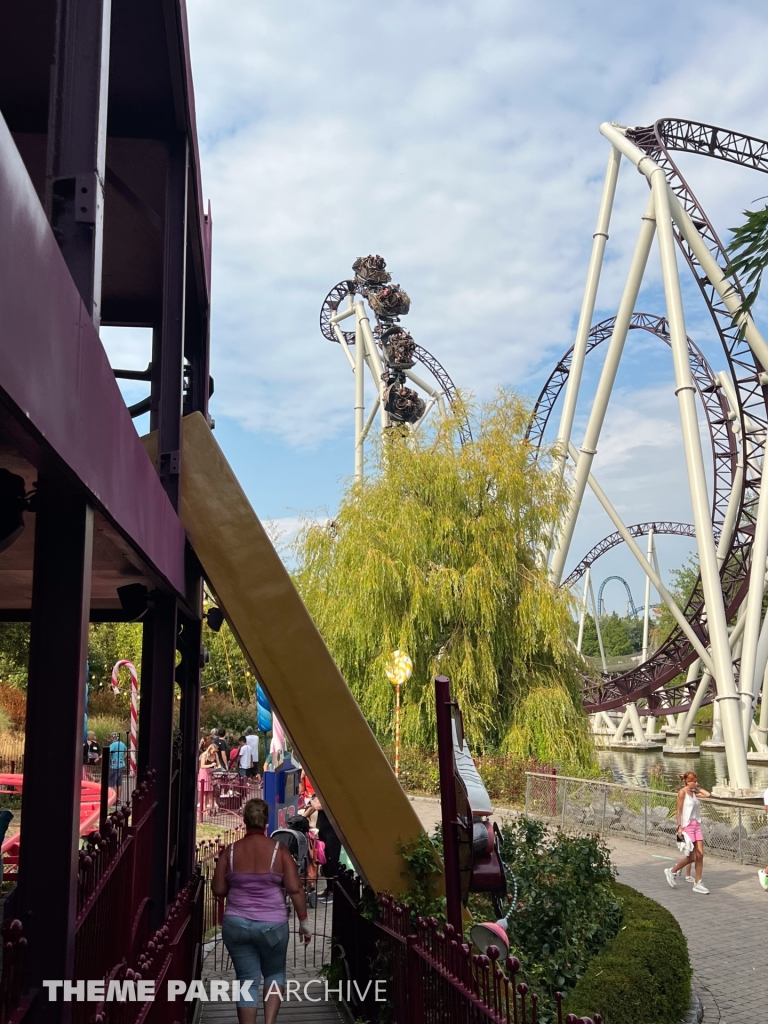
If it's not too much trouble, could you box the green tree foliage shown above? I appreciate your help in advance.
[651,556,699,649]
[579,613,639,658]
[726,203,768,322]
[201,617,254,704]
[599,612,633,656]
[0,625,29,689]
[469,817,621,1023]
[292,391,595,770]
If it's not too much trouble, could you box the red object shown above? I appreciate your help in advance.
[0,775,114,868]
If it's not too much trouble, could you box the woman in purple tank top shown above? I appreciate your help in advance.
[212,798,311,1024]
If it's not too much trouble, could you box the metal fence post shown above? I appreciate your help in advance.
[643,792,648,844]
[601,786,607,835]
[561,779,568,829]
[738,807,743,864]
[525,773,531,815]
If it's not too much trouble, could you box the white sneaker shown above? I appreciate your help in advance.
[684,875,694,883]
[758,869,768,891]
[692,882,709,894]
[664,868,677,888]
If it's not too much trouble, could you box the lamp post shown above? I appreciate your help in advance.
[385,650,413,778]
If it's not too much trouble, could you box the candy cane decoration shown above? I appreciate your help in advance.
[111,659,138,776]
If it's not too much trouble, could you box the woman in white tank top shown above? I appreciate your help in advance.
[664,771,711,894]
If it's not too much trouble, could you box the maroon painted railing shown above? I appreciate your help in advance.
[72,777,156,1014]
[333,874,602,1024]
[195,828,244,971]
[0,776,157,1024]
[88,868,204,1024]
[0,920,31,1024]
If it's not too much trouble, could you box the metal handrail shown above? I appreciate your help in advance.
[524,771,762,809]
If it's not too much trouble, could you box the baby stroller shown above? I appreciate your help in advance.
[272,816,317,907]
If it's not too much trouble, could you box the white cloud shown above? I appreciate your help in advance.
[182,0,768,569]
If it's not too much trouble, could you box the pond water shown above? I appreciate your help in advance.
[596,730,768,793]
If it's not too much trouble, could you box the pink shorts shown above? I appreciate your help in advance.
[682,821,703,844]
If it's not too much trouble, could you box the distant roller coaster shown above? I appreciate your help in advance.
[597,576,638,618]
[320,257,470,481]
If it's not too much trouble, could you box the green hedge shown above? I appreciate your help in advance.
[563,882,691,1024]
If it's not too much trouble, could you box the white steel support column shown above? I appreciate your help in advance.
[645,712,659,739]
[576,567,591,653]
[676,672,711,748]
[568,441,716,676]
[711,697,724,744]
[551,194,656,584]
[627,703,646,743]
[554,147,622,474]
[736,445,768,739]
[613,706,631,743]
[355,301,388,432]
[588,575,607,673]
[756,662,768,750]
[641,529,654,662]
[599,121,768,372]
[354,313,365,482]
[651,170,751,790]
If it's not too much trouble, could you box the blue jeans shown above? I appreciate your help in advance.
[221,916,290,1005]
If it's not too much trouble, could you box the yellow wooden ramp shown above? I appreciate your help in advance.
[169,412,426,894]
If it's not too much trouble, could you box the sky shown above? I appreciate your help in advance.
[101,0,768,614]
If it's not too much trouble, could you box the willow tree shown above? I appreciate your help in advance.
[293,391,595,771]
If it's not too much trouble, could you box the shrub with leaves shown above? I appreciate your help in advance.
[396,830,445,923]
[469,817,620,1023]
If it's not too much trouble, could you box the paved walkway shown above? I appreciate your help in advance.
[199,886,344,1024]
[407,796,768,1024]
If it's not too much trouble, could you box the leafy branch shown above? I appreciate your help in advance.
[726,202,768,326]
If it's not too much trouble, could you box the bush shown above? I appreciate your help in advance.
[480,819,621,1022]
[0,684,26,730]
[87,689,130,719]
[88,714,129,749]
[200,694,257,738]
[384,746,550,807]
[564,882,691,1024]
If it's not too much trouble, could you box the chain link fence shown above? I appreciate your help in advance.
[525,771,768,866]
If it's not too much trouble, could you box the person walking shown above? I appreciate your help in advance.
[244,727,259,777]
[199,741,219,816]
[108,732,127,795]
[301,794,340,902]
[665,771,711,894]
[237,736,253,779]
[212,798,311,1024]
[210,728,228,770]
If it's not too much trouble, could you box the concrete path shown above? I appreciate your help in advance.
[406,795,768,1024]
[199,885,343,1024]
[611,838,767,1024]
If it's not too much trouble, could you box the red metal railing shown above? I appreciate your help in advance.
[0,776,157,1024]
[0,920,32,1024]
[71,778,156,1024]
[197,772,263,828]
[195,828,244,972]
[88,868,204,1024]
[333,874,603,1024]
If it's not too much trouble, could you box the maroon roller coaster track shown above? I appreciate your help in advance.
[531,119,768,714]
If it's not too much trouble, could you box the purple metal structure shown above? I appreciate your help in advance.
[0,1,211,1018]
[561,523,698,591]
